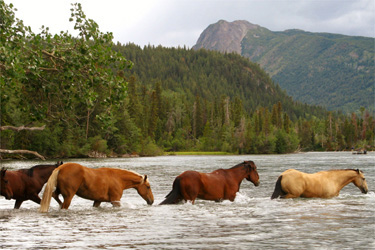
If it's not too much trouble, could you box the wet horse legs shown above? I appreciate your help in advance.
[60,195,74,209]
[14,199,24,209]
[93,201,101,207]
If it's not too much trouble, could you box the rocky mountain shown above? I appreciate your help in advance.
[193,20,374,113]
[193,20,259,54]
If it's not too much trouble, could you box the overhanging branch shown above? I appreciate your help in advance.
[0,125,46,160]
[0,125,46,131]
[0,149,46,160]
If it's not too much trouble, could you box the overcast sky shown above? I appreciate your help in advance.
[7,0,375,48]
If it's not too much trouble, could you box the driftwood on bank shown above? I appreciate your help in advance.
[0,125,46,132]
[0,149,46,160]
[0,125,46,160]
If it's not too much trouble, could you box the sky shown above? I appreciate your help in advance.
[6,0,375,48]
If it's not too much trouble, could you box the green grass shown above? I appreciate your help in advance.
[166,151,233,156]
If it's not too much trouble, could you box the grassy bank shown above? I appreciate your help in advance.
[166,152,233,156]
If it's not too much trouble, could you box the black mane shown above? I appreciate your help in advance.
[18,162,63,177]
[230,161,254,171]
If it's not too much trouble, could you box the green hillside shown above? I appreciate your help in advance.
[194,20,374,113]
[114,43,326,120]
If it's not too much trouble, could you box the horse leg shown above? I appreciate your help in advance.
[93,201,101,207]
[61,194,74,209]
[227,193,236,202]
[30,195,42,205]
[111,201,121,207]
[14,200,24,209]
[52,193,63,207]
[283,193,301,199]
[180,181,199,204]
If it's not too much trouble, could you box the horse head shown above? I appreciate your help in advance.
[136,175,154,205]
[0,168,13,200]
[244,161,260,186]
[353,169,368,194]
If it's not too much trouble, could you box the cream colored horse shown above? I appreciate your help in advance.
[271,169,368,199]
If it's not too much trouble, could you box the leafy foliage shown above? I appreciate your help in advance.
[1,2,131,157]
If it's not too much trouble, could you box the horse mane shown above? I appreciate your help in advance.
[328,169,363,173]
[230,161,254,171]
[109,167,142,177]
[18,165,49,177]
[19,162,62,177]
[122,169,142,177]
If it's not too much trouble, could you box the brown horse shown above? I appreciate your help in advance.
[1,168,12,200]
[271,169,368,199]
[0,162,63,209]
[160,161,260,205]
[40,163,154,212]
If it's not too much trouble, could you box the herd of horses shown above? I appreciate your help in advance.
[0,160,369,213]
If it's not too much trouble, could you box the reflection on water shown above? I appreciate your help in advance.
[0,152,374,249]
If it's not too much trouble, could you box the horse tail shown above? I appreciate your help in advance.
[271,175,285,199]
[40,169,60,212]
[160,177,183,205]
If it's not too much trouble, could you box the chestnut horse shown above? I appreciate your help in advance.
[0,162,63,209]
[40,163,154,212]
[271,169,368,199]
[160,161,260,205]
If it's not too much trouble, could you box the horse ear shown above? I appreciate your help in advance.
[356,169,360,174]
[144,175,148,182]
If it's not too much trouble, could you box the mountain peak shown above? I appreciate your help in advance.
[193,20,260,54]
[193,20,374,112]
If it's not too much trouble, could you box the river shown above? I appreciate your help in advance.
[0,152,374,249]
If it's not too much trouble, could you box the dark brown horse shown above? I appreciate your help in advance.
[0,162,63,209]
[160,161,260,205]
[40,163,154,212]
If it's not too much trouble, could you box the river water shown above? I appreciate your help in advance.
[0,152,374,249]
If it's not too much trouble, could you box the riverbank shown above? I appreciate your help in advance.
[166,151,233,156]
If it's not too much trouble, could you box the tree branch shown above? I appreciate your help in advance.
[0,149,46,160]
[0,125,46,131]
[41,49,66,62]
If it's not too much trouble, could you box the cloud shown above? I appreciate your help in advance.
[7,0,375,48]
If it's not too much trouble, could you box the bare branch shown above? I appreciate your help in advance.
[41,50,66,62]
[0,125,46,132]
[0,149,46,160]
[39,67,59,72]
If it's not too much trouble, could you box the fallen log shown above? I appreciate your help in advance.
[0,149,46,160]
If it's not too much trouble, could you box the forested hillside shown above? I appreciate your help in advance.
[1,3,374,159]
[111,43,374,155]
[193,20,374,113]
[114,43,326,120]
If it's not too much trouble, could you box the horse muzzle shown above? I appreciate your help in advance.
[361,187,368,194]
[4,194,12,200]
[251,180,260,187]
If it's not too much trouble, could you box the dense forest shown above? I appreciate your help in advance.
[1,2,374,159]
